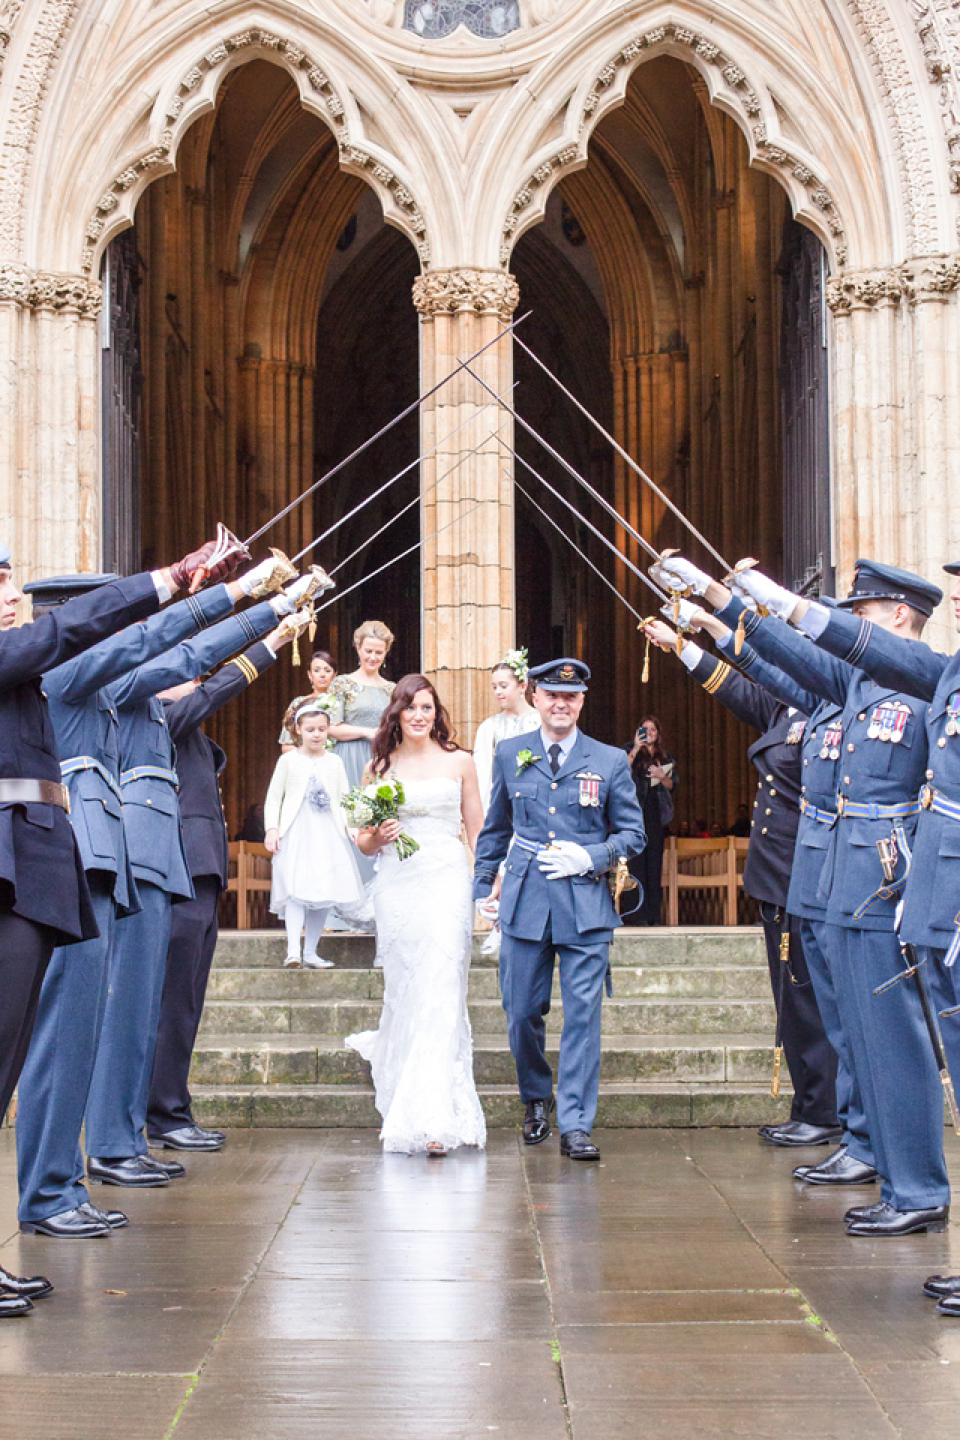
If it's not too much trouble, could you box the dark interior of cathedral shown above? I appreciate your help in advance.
[102,55,829,836]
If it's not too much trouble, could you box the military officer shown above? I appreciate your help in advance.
[80,580,312,1190]
[643,609,841,1146]
[147,617,304,1151]
[0,536,225,1312]
[14,557,285,1234]
[656,552,951,1238]
[473,658,645,1161]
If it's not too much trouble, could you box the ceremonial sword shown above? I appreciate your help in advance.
[513,332,732,573]
[875,940,960,1135]
[514,482,645,623]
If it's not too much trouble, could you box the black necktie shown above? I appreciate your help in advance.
[549,743,562,775]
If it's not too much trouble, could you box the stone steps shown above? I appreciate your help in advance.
[190,927,793,1130]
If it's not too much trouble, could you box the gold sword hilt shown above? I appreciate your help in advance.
[771,1047,783,1099]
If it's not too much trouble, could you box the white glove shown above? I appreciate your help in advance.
[537,840,592,880]
[270,573,313,615]
[475,895,499,923]
[730,564,797,622]
[238,557,287,598]
[660,598,701,630]
[650,554,712,596]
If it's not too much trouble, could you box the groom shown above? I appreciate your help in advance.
[474,659,645,1160]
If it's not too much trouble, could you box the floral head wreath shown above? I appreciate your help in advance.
[497,647,529,685]
[295,695,336,723]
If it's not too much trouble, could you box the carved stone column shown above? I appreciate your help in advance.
[0,265,102,588]
[412,268,519,743]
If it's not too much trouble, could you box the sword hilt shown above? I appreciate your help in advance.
[771,1046,782,1098]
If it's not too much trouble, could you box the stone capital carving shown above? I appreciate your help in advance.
[826,252,960,312]
[412,269,519,321]
[0,263,102,316]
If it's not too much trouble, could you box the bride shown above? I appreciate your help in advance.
[345,674,487,1156]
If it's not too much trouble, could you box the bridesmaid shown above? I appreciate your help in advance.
[472,648,539,812]
[328,621,395,884]
[279,649,337,751]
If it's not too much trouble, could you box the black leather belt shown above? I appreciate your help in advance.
[0,778,70,813]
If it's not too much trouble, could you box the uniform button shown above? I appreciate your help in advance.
[750,820,755,828]
[548,830,556,839]
[146,799,152,806]
[843,776,851,785]
[770,788,777,797]
[939,737,947,748]
[858,713,866,721]
[550,782,558,790]
[761,826,768,835]
[765,807,772,815]
[927,769,935,780]
[847,743,855,752]
[549,806,556,814]
[803,758,808,765]
[765,774,773,783]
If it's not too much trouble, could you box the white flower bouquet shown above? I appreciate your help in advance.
[341,776,420,860]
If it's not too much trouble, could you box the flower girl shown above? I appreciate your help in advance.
[264,701,363,968]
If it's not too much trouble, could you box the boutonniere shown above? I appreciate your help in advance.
[515,749,541,775]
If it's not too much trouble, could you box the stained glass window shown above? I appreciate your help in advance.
[403,2,521,40]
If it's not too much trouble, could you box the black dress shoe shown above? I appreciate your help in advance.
[845,1200,884,1223]
[936,1294,960,1317]
[758,1119,799,1142]
[78,1201,128,1230]
[793,1146,880,1186]
[760,1121,844,1148]
[151,1125,222,1152]
[19,1205,110,1238]
[560,1130,601,1161]
[139,1154,185,1179]
[846,1201,949,1236]
[0,1265,53,1299]
[522,1097,555,1146]
[923,1273,960,1299]
[88,1156,170,1187]
[0,1293,33,1318]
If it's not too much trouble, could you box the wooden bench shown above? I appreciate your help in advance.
[661,837,749,926]
[223,841,273,929]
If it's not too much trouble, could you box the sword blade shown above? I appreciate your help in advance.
[513,332,731,572]
[514,483,645,622]
[458,358,663,565]
[244,312,528,547]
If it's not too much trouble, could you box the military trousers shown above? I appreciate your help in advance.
[800,918,875,1171]
[16,876,116,1222]
[147,875,221,1138]
[826,924,951,1212]
[499,926,610,1135]
[0,905,56,1122]
[759,905,838,1127]
[84,881,173,1160]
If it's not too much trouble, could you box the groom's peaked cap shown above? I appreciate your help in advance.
[529,658,590,692]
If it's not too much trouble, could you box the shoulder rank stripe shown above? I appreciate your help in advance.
[702,661,731,695]
[229,653,258,685]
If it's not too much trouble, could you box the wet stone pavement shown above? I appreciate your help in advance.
[1,1129,959,1439]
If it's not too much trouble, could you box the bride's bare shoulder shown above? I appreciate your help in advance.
[449,748,477,777]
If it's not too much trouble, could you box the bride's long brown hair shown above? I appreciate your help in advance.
[370,674,459,775]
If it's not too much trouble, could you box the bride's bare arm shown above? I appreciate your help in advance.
[457,753,485,852]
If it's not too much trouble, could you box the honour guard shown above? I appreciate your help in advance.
[473,659,645,1160]
[0,539,222,1312]
[657,553,952,1238]
[643,609,840,1145]
[81,572,312,1189]
[147,618,303,1151]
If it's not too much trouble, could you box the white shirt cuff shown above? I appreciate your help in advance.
[679,640,704,672]
[151,571,173,604]
[797,602,830,640]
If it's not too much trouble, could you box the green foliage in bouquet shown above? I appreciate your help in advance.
[341,776,420,860]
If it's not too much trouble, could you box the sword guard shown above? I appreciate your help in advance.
[250,548,298,598]
[941,1004,960,1019]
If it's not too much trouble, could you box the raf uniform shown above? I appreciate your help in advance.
[147,638,278,1150]
[680,633,840,1142]
[714,599,878,1187]
[474,659,645,1158]
[15,580,243,1232]
[728,561,951,1235]
[83,599,281,1186]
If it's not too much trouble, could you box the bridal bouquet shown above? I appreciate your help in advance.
[341,777,420,861]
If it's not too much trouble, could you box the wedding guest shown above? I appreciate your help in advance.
[472,648,539,811]
[236,803,265,843]
[264,702,362,969]
[728,804,751,837]
[328,621,395,885]
[279,649,337,750]
[623,715,677,927]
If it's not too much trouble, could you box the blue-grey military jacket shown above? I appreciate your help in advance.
[810,605,960,950]
[720,596,929,933]
[42,588,234,913]
[473,729,645,944]
[110,599,279,900]
[0,573,159,941]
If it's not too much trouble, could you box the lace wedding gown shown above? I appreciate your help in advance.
[345,776,486,1154]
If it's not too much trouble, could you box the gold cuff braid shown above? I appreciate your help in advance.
[229,654,259,685]
[701,660,731,695]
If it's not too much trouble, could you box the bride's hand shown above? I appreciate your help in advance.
[377,818,403,847]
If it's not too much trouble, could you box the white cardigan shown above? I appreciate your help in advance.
[264,750,352,839]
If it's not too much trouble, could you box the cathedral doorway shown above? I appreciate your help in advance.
[512,54,830,832]
[101,59,420,834]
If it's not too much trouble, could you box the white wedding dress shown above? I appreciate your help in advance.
[345,776,486,1154]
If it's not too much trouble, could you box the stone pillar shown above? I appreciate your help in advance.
[0,265,102,589]
[412,269,519,744]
